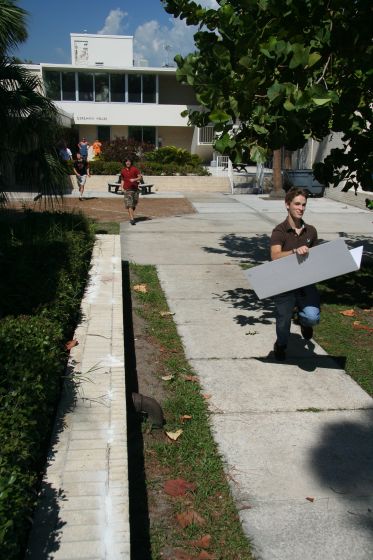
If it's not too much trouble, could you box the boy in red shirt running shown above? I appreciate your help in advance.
[120,158,142,225]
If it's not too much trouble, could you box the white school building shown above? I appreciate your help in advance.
[26,33,215,162]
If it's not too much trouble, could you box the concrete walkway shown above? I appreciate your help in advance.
[121,193,373,560]
[26,235,130,560]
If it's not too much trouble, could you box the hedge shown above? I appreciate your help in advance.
[0,316,64,558]
[65,156,209,176]
[0,210,95,559]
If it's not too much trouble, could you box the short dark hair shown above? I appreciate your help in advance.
[285,187,308,204]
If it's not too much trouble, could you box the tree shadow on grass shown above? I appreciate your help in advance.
[317,235,373,308]
[318,261,373,308]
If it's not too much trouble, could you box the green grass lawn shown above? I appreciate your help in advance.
[315,261,373,396]
[91,221,120,234]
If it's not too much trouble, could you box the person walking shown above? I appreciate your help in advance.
[73,153,90,200]
[270,187,320,360]
[78,137,89,161]
[120,158,142,225]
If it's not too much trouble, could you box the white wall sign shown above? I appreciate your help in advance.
[74,41,88,64]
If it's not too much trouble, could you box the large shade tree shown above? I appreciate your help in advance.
[162,0,373,192]
[0,0,67,201]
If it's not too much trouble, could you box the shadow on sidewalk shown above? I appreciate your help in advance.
[202,233,270,264]
[255,333,346,372]
[218,287,276,326]
[122,261,152,560]
[25,376,78,558]
[310,409,373,538]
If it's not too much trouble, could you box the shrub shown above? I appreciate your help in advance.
[65,159,122,175]
[100,137,154,162]
[0,315,64,559]
[0,211,94,333]
[88,160,122,175]
[139,161,209,176]
[145,145,203,166]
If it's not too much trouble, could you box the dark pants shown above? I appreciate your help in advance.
[274,285,320,346]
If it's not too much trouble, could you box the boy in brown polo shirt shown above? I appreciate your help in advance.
[270,187,320,360]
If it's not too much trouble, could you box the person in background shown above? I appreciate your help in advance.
[120,157,142,225]
[73,153,90,200]
[270,187,320,360]
[59,143,72,162]
[78,137,89,161]
[87,144,95,162]
[92,139,102,158]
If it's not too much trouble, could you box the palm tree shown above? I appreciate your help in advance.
[0,0,68,202]
[0,0,27,51]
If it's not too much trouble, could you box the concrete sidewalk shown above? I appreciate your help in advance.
[26,235,130,560]
[121,193,373,560]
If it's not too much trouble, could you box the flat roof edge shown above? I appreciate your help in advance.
[70,33,134,39]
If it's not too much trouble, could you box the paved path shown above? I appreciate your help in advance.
[26,235,130,560]
[121,193,373,560]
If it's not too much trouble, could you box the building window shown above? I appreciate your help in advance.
[62,72,76,101]
[43,71,157,104]
[110,74,125,102]
[78,72,93,101]
[97,126,110,142]
[95,73,109,102]
[198,126,215,144]
[142,75,156,103]
[128,126,156,145]
[128,74,141,102]
[44,71,61,100]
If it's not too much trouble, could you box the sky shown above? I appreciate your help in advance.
[15,0,218,67]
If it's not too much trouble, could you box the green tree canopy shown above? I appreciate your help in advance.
[162,0,373,191]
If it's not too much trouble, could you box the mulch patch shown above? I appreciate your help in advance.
[7,196,195,222]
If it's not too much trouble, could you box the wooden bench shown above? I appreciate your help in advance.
[107,176,154,195]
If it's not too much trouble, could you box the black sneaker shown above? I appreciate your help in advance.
[130,219,136,225]
[274,342,286,360]
[292,306,299,324]
[300,325,313,340]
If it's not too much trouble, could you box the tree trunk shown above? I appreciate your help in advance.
[270,148,284,198]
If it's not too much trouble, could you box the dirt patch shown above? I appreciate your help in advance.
[7,196,195,222]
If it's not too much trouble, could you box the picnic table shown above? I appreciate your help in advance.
[107,176,154,195]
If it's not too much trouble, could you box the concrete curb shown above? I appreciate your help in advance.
[26,235,130,560]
